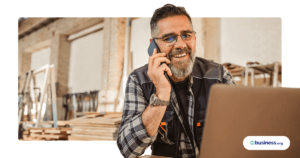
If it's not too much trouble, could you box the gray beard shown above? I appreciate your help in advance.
[168,48,196,78]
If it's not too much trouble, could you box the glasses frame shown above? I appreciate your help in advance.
[153,31,196,46]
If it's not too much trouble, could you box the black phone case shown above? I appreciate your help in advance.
[147,39,170,83]
[148,40,161,56]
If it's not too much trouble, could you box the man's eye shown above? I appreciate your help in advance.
[181,34,190,40]
[164,36,176,42]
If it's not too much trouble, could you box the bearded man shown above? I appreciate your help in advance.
[117,4,235,158]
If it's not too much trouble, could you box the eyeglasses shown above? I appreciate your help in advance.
[153,31,196,47]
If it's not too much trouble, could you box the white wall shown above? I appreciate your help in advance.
[27,47,51,120]
[130,18,204,70]
[30,47,51,100]
[220,18,281,66]
[68,30,103,93]
[130,18,152,70]
[30,47,51,70]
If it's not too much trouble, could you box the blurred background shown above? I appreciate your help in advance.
[18,17,281,141]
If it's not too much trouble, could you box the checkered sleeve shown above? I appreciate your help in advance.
[117,74,158,158]
[222,66,236,85]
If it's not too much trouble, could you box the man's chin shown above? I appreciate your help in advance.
[172,65,189,71]
[168,51,196,78]
[171,60,190,69]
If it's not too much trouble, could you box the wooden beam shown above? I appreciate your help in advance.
[131,17,140,20]
[35,65,50,128]
[32,64,54,75]
[19,18,49,36]
[24,39,51,53]
[68,23,104,41]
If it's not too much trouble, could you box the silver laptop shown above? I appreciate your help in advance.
[199,84,300,158]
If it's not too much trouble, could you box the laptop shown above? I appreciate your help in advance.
[199,84,300,158]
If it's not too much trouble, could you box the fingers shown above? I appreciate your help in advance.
[158,63,172,77]
[153,57,170,68]
[148,49,168,68]
[153,48,157,56]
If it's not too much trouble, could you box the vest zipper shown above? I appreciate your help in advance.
[190,89,196,157]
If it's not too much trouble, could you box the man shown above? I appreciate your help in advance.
[117,4,235,158]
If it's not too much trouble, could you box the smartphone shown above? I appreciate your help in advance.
[148,39,167,67]
[148,39,161,56]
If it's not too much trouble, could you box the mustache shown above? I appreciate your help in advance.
[168,48,192,59]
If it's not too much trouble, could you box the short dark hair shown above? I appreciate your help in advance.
[150,4,193,37]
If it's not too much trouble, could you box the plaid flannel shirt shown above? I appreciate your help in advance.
[117,66,235,158]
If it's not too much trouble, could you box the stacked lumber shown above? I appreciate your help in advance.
[22,127,72,141]
[20,120,70,127]
[68,112,122,141]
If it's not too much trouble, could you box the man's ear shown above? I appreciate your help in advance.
[149,38,152,44]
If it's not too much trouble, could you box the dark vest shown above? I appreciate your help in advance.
[133,57,225,157]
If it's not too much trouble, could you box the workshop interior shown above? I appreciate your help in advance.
[18,17,291,157]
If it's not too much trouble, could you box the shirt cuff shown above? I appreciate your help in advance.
[130,114,158,143]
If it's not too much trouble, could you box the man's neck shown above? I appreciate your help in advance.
[170,75,188,83]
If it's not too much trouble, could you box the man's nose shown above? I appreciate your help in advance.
[173,36,187,50]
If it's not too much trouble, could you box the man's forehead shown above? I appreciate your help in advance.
[157,15,192,36]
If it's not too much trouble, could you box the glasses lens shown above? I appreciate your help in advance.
[163,36,177,43]
[161,32,195,46]
[165,42,175,47]
[181,33,194,41]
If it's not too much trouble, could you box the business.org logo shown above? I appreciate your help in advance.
[250,140,283,146]
[244,136,290,150]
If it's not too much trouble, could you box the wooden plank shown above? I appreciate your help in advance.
[27,127,72,131]
[29,129,43,133]
[69,116,89,122]
[19,18,49,36]
[71,129,118,135]
[104,112,122,115]
[71,130,117,136]
[23,137,45,141]
[20,120,69,126]
[69,116,122,125]
[84,112,122,116]
[112,117,122,124]
[30,133,67,139]
[86,114,103,118]
[50,67,58,128]
[73,126,118,131]
[103,114,123,118]
[84,112,103,115]
[44,130,66,134]
[35,64,50,128]
[59,127,72,131]
[67,138,81,141]
[68,134,117,141]
[32,64,54,75]
[81,112,122,118]
[69,123,119,128]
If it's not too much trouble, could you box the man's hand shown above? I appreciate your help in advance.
[141,48,173,137]
[147,48,172,101]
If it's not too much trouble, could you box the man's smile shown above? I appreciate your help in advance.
[170,51,191,63]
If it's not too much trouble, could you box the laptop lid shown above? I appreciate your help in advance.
[199,84,300,158]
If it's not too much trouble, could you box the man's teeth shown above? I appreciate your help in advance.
[174,53,187,58]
